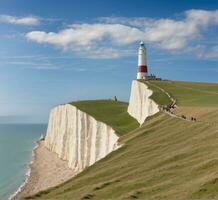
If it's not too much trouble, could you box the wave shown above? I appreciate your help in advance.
[9,135,43,200]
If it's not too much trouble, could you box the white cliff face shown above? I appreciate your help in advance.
[128,80,159,125]
[45,104,119,172]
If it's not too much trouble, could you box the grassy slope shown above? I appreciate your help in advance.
[71,100,139,136]
[149,80,218,107]
[143,81,172,106]
[27,81,218,200]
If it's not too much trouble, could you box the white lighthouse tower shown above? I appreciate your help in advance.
[137,41,148,80]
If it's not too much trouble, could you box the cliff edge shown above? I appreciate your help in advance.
[128,80,159,125]
[45,104,119,173]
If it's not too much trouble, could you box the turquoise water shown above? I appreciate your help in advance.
[0,124,47,200]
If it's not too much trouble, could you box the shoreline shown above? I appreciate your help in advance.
[11,139,76,200]
[9,139,40,200]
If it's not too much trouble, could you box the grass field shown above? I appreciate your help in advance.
[149,80,218,107]
[145,81,172,106]
[26,80,218,200]
[71,100,139,136]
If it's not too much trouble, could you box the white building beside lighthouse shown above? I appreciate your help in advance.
[137,41,148,80]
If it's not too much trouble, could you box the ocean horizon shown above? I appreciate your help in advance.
[0,123,47,200]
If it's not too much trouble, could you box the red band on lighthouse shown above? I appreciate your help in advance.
[138,65,147,73]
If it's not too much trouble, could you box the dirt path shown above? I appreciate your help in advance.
[148,81,218,127]
[147,81,197,122]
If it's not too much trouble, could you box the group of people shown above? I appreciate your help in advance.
[158,90,199,123]
[160,104,175,114]
[191,117,197,122]
[161,105,197,122]
[181,115,197,122]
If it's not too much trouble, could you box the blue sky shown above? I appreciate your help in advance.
[0,0,218,123]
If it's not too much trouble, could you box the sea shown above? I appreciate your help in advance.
[0,124,47,200]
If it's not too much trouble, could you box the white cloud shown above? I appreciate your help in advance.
[195,45,218,59]
[26,9,218,58]
[26,24,143,46]
[205,46,218,59]
[98,16,155,28]
[0,15,40,25]
[185,9,218,25]
[26,24,141,58]
[0,55,60,70]
[2,60,59,70]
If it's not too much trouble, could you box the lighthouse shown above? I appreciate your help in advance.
[137,41,148,80]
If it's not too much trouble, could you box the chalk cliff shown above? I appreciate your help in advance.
[128,80,159,125]
[45,104,119,172]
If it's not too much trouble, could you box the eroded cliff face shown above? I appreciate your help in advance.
[128,80,159,125]
[45,104,119,172]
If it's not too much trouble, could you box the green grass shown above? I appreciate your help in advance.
[26,80,218,200]
[26,112,218,200]
[70,100,139,136]
[140,80,172,106]
[149,80,218,107]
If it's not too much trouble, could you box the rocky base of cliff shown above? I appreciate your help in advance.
[13,141,76,200]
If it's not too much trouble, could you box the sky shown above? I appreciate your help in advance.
[0,0,218,123]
